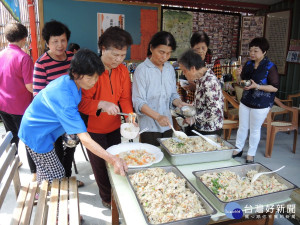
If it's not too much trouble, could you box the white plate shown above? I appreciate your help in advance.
[106,142,164,168]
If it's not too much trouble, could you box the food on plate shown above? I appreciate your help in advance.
[200,170,288,202]
[162,136,230,154]
[117,150,155,166]
[129,168,207,224]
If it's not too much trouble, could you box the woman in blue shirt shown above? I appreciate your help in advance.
[132,31,188,146]
[232,37,279,163]
[19,49,128,183]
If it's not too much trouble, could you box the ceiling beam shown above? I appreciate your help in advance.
[172,0,270,9]
[121,0,259,13]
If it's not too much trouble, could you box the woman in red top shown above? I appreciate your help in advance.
[79,27,133,208]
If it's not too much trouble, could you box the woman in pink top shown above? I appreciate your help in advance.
[0,23,33,165]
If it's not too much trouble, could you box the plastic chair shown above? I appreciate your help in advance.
[264,97,298,158]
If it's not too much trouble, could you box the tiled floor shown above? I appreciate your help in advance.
[0,121,299,225]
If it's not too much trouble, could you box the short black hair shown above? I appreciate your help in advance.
[178,49,205,70]
[69,49,105,80]
[98,27,132,51]
[190,31,210,48]
[4,23,28,42]
[147,31,176,56]
[42,20,71,44]
[249,37,269,53]
[68,43,80,52]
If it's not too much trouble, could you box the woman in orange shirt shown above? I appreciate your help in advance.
[78,27,133,209]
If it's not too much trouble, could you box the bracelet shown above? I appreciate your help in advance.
[256,84,260,90]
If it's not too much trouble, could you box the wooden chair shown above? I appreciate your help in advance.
[222,90,239,140]
[287,92,300,106]
[270,98,292,121]
[264,97,298,158]
[225,84,243,120]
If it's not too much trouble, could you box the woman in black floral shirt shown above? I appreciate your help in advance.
[178,49,224,135]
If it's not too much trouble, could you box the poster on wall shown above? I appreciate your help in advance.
[162,7,240,61]
[97,13,125,52]
[240,16,264,57]
[265,10,290,75]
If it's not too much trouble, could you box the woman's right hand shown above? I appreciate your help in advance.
[110,155,128,176]
[236,66,243,77]
[98,101,120,115]
[156,115,171,127]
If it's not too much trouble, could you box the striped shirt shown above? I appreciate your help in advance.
[33,51,73,96]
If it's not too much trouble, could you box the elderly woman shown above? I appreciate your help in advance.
[178,49,224,135]
[0,22,33,168]
[19,49,127,184]
[132,31,188,146]
[233,37,279,163]
[32,20,83,185]
[78,27,134,208]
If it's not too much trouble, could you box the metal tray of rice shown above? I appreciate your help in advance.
[127,166,217,225]
[157,135,237,165]
[193,163,297,212]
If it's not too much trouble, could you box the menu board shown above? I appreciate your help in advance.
[240,16,265,57]
[162,8,240,60]
[265,10,291,75]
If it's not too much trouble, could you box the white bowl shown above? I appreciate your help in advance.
[120,123,140,139]
[175,117,188,128]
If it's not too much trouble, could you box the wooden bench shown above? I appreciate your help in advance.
[0,131,80,225]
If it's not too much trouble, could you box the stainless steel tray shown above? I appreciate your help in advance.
[193,163,298,212]
[126,166,217,225]
[157,135,237,165]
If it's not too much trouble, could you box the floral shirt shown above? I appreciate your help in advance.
[193,69,224,132]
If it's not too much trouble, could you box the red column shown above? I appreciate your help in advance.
[27,0,38,62]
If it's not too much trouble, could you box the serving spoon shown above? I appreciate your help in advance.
[251,166,285,184]
[191,130,221,148]
[169,124,188,139]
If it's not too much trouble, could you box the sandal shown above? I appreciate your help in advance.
[77,180,84,188]
[102,200,111,209]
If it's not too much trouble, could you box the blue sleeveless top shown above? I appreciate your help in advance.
[240,57,278,109]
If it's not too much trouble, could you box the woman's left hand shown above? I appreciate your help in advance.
[125,117,138,127]
[244,79,257,90]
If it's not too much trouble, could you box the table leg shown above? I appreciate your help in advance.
[111,193,119,225]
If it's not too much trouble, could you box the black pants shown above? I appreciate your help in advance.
[54,136,76,177]
[185,125,222,136]
[0,111,37,173]
[0,111,23,149]
[86,128,121,203]
[140,129,173,146]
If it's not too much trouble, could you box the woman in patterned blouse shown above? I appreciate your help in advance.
[178,49,224,135]
[178,31,222,104]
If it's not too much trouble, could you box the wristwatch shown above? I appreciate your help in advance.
[256,84,260,90]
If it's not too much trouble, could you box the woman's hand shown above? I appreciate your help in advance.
[109,155,128,176]
[156,114,171,127]
[173,98,193,108]
[244,79,257,90]
[125,116,138,127]
[236,66,243,77]
[98,101,120,115]
[184,117,195,125]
